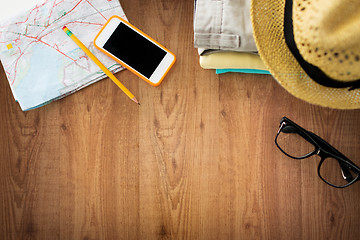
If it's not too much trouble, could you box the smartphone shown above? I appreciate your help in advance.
[94,16,176,86]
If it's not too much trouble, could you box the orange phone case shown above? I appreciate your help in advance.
[94,16,176,86]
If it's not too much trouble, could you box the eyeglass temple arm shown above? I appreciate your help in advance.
[307,131,356,181]
[291,128,353,179]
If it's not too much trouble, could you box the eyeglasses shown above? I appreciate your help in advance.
[275,117,360,188]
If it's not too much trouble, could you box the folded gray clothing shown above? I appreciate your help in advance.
[194,0,258,55]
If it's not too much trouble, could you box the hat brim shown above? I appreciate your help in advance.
[250,0,360,109]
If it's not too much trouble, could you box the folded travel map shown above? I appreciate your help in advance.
[0,0,126,110]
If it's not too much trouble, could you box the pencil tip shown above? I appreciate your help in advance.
[132,97,140,105]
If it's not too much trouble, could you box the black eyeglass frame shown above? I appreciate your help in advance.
[275,117,360,188]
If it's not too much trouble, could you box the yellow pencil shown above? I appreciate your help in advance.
[62,26,139,105]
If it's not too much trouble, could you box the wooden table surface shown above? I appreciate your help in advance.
[1,0,360,239]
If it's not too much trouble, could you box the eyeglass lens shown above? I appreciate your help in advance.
[319,157,359,187]
[276,125,316,158]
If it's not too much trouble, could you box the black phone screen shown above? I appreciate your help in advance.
[103,22,167,79]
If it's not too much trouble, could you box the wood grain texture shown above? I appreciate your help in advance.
[1,0,360,239]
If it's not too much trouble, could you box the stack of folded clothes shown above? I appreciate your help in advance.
[194,0,269,75]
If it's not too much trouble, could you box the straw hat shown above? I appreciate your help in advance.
[251,0,360,109]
